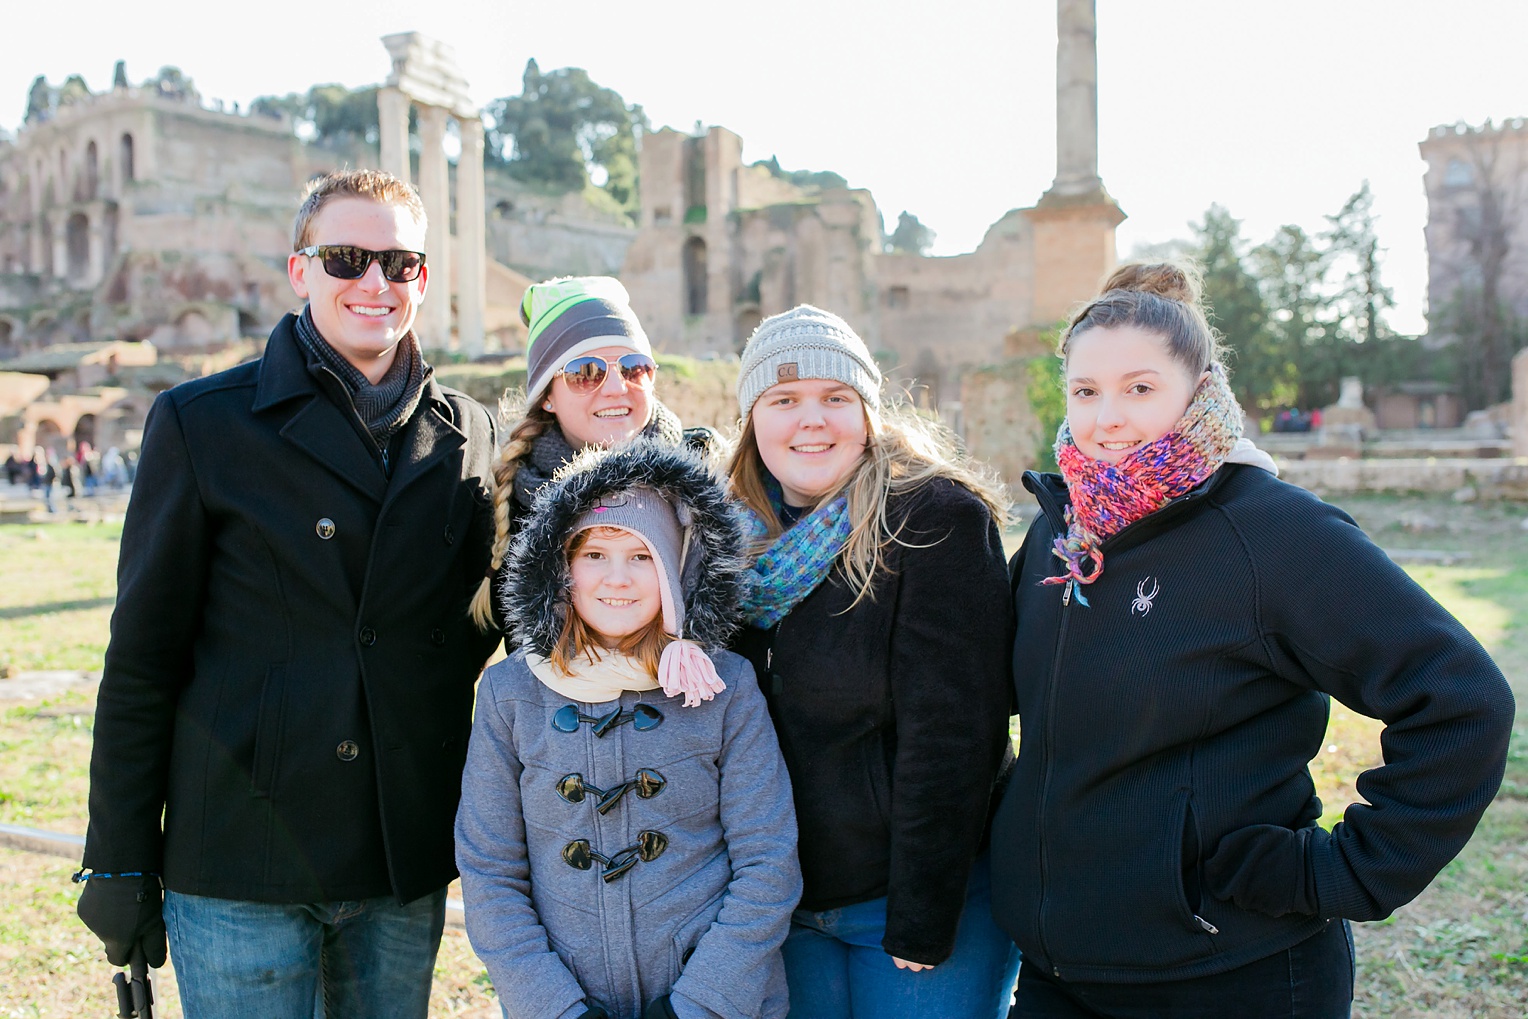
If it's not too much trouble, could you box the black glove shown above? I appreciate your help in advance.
[1204,824,1320,918]
[576,1007,610,1019]
[76,874,168,968]
[644,994,680,1019]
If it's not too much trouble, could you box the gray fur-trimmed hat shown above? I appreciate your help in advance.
[736,304,882,418]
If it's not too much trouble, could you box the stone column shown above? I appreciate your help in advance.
[455,116,487,357]
[1048,0,1105,201]
[415,105,453,348]
[377,87,412,183]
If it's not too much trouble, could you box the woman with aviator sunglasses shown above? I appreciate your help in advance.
[470,276,716,635]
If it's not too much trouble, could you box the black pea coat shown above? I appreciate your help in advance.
[83,314,500,905]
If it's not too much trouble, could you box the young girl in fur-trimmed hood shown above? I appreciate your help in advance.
[455,441,801,1019]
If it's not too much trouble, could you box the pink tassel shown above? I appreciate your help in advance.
[658,639,728,707]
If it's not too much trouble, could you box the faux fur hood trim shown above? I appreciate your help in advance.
[500,440,750,656]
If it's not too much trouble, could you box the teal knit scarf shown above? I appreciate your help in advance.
[739,482,853,629]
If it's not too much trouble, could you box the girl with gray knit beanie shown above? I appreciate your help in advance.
[726,304,1021,1018]
[469,276,717,633]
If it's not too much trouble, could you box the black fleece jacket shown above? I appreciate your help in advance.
[991,463,1515,984]
[731,477,1014,966]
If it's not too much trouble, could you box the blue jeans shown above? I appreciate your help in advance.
[783,855,1021,1019]
[1011,919,1355,1018]
[163,889,447,1019]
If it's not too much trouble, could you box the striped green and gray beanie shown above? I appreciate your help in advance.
[736,304,882,417]
[523,276,652,401]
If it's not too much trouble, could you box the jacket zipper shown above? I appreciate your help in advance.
[1031,477,1073,977]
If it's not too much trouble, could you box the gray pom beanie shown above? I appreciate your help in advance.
[736,305,882,418]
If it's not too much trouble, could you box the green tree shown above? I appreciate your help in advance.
[1251,224,1342,408]
[25,75,54,124]
[307,84,380,142]
[486,60,646,214]
[1324,182,1395,346]
[753,156,850,192]
[886,211,936,255]
[1193,205,1289,421]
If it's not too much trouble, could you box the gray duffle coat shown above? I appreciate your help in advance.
[456,649,801,1019]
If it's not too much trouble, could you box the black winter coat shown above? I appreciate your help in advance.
[991,464,1515,984]
[731,477,1014,966]
[83,315,501,904]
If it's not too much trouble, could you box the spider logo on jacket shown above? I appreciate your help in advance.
[1131,578,1160,616]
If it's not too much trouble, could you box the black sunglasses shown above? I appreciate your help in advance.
[560,353,657,394]
[300,244,426,283]
[562,830,668,882]
[558,768,666,814]
[552,703,663,737]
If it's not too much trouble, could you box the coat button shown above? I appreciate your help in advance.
[443,524,455,545]
[336,740,360,762]
[315,518,336,540]
[359,627,376,646]
[431,628,446,645]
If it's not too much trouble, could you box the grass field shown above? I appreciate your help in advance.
[0,493,1525,1016]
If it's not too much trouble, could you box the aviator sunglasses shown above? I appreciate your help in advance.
[300,245,427,283]
[559,353,657,394]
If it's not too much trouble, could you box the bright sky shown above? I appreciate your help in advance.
[5,0,1527,335]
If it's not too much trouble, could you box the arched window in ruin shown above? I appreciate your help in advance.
[35,419,65,458]
[84,141,99,200]
[683,237,708,317]
[735,307,762,353]
[104,204,120,260]
[74,413,98,449]
[66,213,90,284]
[120,133,135,183]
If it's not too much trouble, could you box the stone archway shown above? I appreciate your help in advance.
[74,414,97,450]
[66,212,90,285]
[35,419,65,458]
[683,236,708,316]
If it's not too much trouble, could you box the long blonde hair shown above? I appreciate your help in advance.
[727,401,1007,608]
[468,393,556,631]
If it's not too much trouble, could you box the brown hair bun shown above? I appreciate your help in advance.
[1097,261,1203,307]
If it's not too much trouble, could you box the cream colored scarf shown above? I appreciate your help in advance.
[526,651,659,705]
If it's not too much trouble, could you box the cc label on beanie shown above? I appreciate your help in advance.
[777,363,799,382]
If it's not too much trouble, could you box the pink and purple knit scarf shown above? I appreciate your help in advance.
[1045,365,1242,604]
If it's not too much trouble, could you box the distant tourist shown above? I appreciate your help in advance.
[468,275,716,640]
[990,261,1514,1016]
[727,306,1021,1018]
[457,441,801,1019]
[76,168,500,1017]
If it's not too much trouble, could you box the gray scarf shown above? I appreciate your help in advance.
[294,307,431,449]
[511,401,685,513]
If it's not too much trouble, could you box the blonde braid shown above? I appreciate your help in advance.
[468,396,556,632]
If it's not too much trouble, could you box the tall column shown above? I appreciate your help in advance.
[455,116,487,357]
[416,104,453,348]
[1047,0,1105,201]
[377,87,411,183]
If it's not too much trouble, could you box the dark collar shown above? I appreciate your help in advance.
[252,312,450,421]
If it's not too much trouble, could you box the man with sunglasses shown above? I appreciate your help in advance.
[77,169,500,1018]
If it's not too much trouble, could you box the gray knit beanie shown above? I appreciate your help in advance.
[570,486,686,637]
[736,304,882,418]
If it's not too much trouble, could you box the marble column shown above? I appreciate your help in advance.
[415,105,453,348]
[377,87,411,183]
[455,116,487,357]
[1050,0,1105,200]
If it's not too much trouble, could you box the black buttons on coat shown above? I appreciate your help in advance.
[431,628,446,646]
[359,627,376,646]
[315,518,336,540]
[336,740,360,762]
[443,524,455,545]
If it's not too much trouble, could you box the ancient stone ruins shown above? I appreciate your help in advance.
[0,0,1523,496]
